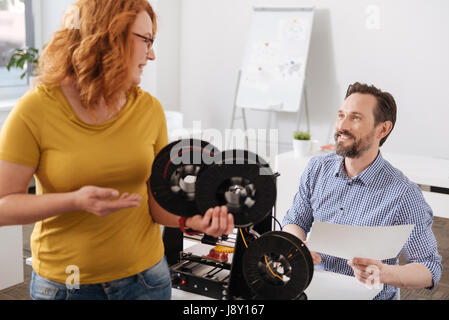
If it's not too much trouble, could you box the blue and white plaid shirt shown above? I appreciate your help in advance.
[282,152,442,300]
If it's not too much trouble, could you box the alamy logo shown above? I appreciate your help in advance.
[65,265,80,289]
[63,5,81,30]
[365,5,381,30]
[364,264,382,290]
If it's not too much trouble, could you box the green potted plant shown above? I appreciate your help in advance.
[6,46,39,86]
[293,130,311,157]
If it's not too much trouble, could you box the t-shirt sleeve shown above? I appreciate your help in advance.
[0,90,42,168]
[152,97,168,155]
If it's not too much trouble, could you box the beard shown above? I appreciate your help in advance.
[334,130,373,158]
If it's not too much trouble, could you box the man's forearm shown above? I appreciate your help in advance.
[382,262,433,290]
[284,224,435,290]
[282,223,307,241]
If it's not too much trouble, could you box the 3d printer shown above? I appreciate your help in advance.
[150,139,314,300]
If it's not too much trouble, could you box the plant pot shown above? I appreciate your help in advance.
[293,139,311,157]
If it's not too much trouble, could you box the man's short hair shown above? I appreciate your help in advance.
[345,82,397,147]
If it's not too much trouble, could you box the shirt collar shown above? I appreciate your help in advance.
[334,151,386,186]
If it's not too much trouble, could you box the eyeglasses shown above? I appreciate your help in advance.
[133,32,155,52]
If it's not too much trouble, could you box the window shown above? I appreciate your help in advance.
[0,0,33,99]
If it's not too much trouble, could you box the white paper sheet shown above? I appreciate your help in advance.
[307,222,414,260]
[304,269,382,300]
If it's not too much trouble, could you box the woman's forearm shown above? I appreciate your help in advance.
[147,184,234,236]
[0,192,77,226]
[148,191,203,231]
[1,186,148,227]
[148,190,180,228]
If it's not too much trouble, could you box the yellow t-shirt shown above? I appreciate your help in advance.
[0,85,168,284]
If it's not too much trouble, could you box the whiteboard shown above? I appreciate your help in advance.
[236,7,314,112]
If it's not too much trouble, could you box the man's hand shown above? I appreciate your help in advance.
[73,186,141,217]
[186,205,234,238]
[302,241,322,265]
[282,224,322,265]
[348,257,436,290]
[347,257,387,287]
[310,250,322,265]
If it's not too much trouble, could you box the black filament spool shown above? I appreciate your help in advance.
[195,150,276,227]
[150,139,220,217]
[242,231,314,300]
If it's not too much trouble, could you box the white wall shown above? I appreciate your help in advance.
[0,226,23,290]
[38,0,74,48]
[36,0,449,159]
[153,0,181,111]
[178,0,449,159]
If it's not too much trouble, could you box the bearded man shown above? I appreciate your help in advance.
[282,82,442,300]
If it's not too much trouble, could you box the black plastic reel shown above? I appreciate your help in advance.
[150,139,220,217]
[242,231,314,300]
[195,150,276,228]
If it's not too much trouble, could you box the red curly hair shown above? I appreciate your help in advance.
[37,0,157,112]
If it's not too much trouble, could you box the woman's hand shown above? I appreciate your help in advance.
[186,206,234,238]
[73,186,141,217]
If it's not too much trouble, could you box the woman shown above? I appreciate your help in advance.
[0,0,233,300]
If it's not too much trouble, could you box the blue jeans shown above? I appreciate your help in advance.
[30,257,172,300]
